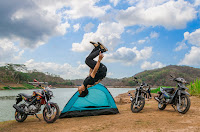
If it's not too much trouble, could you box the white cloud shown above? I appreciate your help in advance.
[141,61,166,70]
[0,0,70,49]
[84,23,95,32]
[73,24,80,32]
[126,26,146,35]
[179,46,200,65]
[0,39,24,62]
[194,0,200,6]
[117,0,196,29]
[0,0,111,49]
[72,22,124,52]
[64,0,111,19]
[110,0,120,6]
[132,31,158,45]
[174,41,188,51]
[25,59,89,79]
[150,31,159,38]
[107,72,114,77]
[138,39,146,44]
[104,47,152,65]
[184,29,200,46]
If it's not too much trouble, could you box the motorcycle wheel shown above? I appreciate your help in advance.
[131,97,145,113]
[15,104,27,122]
[43,103,60,123]
[177,95,191,114]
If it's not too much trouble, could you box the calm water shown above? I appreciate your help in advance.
[0,88,134,122]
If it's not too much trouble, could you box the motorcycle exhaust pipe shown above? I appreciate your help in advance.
[13,104,25,114]
[154,96,161,103]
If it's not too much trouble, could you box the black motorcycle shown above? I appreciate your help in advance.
[129,77,147,113]
[13,79,60,123]
[154,75,191,114]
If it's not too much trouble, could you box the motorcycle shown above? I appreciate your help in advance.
[154,75,191,114]
[13,79,60,123]
[129,77,148,113]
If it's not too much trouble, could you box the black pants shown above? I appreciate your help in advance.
[85,47,107,81]
[147,92,152,98]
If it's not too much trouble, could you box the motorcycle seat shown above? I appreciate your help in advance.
[20,93,32,99]
[162,87,175,93]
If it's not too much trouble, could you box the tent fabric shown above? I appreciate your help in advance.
[60,83,119,118]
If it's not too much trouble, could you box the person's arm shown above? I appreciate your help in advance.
[90,51,104,78]
[89,68,92,76]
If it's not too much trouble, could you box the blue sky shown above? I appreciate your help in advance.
[1,0,200,79]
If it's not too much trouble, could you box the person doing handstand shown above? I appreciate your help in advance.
[78,41,108,97]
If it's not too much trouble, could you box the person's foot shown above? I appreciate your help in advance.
[97,42,108,52]
[90,41,99,48]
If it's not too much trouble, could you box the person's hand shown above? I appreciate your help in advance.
[98,51,104,61]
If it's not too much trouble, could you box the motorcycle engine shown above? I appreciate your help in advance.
[26,103,41,113]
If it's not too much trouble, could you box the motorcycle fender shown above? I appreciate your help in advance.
[45,102,56,112]
[181,91,190,96]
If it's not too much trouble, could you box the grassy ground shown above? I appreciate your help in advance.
[0,83,36,90]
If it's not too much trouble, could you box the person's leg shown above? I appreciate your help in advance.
[149,92,152,98]
[85,48,105,69]
[89,46,100,55]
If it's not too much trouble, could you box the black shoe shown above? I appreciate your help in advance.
[97,42,108,52]
[90,41,99,48]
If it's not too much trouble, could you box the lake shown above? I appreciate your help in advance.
[0,88,135,122]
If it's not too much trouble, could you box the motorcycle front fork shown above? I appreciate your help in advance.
[134,92,139,107]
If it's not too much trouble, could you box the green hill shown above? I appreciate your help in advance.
[0,64,74,88]
[1,64,200,88]
[132,65,200,86]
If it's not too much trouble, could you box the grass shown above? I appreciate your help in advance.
[151,86,172,93]
[22,83,35,89]
[189,78,200,96]
[3,83,35,90]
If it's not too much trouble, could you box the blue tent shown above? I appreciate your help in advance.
[60,83,119,118]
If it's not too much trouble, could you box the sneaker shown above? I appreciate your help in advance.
[97,42,108,52]
[90,41,99,48]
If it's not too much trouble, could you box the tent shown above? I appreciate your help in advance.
[60,83,119,118]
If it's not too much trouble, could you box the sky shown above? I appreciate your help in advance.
[1,0,200,79]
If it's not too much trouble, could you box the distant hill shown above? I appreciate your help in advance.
[0,64,74,87]
[132,65,200,86]
[72,65,200,87]
[1,64,200,87]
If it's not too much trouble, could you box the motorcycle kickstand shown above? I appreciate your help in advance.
[171,105,176,111]
[35,114,41,121]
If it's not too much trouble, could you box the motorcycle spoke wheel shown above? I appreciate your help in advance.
[15,105,27,122]
[177,95,191,114]
[43,103,60,123]
[131,98,145,113]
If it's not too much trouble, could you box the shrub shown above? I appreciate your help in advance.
[189,79,200,95]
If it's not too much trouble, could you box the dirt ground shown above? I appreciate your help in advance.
[0,93,200,132]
